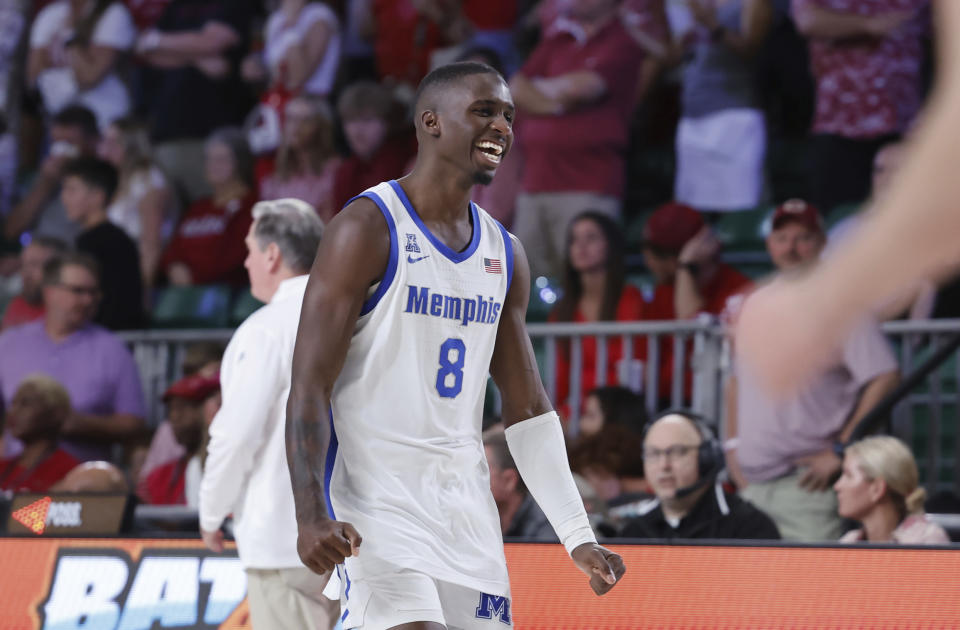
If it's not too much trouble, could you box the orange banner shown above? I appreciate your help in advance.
[0,539,959,629]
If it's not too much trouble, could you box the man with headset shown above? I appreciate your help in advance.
[619,410,780,540]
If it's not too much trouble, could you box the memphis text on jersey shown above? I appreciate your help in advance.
[404,285,502,327]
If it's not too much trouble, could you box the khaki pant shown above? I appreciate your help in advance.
[245,567,340,630]
[513,192,621,281]
[741,471,845,542]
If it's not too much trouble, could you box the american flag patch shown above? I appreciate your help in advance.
[483,258,502,274]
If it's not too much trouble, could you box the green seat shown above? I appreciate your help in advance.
[152,285,232,328]
[231,290,264,326]
[714,205,773,253]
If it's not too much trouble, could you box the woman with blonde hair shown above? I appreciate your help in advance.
[834,436,949,544]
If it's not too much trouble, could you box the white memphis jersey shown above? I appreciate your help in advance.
[328,180,514,596]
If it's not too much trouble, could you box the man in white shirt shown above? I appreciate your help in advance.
[198,198,335,630]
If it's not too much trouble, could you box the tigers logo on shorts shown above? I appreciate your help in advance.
[475,593,511,625]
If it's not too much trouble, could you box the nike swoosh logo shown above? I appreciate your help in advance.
[407,254,430,263]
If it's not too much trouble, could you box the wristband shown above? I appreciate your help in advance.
[723,438,740,452]
[505,411,596,555]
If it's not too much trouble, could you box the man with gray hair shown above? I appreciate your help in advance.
[198,198,336,629]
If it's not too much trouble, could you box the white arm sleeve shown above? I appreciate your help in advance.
[504,411,597,555]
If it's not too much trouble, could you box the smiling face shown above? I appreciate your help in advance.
[423,72,514,186]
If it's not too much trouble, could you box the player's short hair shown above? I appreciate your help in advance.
[62,156,119,203]
[252,198,324,273]
[42,251,101,287]
[413,61,504,113]
[51,104,99,138]
[337,81,394,122]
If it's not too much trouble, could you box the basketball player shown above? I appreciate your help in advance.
[737,1,960,395]
[286,62,626,630]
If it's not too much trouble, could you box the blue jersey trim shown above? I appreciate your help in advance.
[495,220,514,296]
[388,180,481,264]
[324,409,338,520]
[348,191,399,316]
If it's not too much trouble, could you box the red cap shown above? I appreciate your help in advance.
[162,374,220,402]
[771,199,824,234]
[643,202,704,251]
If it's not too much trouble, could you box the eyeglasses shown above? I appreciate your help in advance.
[53,283,101,298]
[643,444,700,463]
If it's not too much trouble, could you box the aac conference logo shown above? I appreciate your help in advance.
[37,548,247,630]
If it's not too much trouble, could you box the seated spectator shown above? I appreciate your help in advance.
[139,374,219,506]
[619,410,780,540]
[332,81,415,212]
[0,236,67,331]
[135,0,258,203]
[160,127,257,287]
[98,117,179,293]
[569,423,648,510]
[260,96,341,223]
[509,0,644,279]
[672,0,776,213]
[0,375,80,493]
[727,200,901,542]
[3,105,100,243]
[550,212,644,420]
[50,459,129,492]
[27,0,136,129]
[642,202,750,321]
[641,202,750,401]
[579,385,647,439]
[483,428,558,542]
[241,0,341,97]
[0,253,147,462]
[138,341,223,483]
[61,156,145,329]
[836,436,949,545]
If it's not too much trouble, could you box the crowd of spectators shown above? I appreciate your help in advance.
[0,0,951,546]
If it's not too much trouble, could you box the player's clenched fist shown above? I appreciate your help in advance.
[297,519,363,574]
[571,543,626,595]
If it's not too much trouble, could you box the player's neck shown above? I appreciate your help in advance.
[399,165,473,222]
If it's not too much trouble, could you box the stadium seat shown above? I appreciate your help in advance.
[230,290,264,326]
[714,205,773,253]
[152,285,233,328]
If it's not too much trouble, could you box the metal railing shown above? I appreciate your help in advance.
[119,320,960,494]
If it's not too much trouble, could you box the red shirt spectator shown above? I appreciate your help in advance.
[553,285,646,418]
[160,191,257,286]
[140,456,188,504]
[0,448,79,492]
[515,16,643,196]
[123,0,173,29]
[334,133,415,213]
[795,0,928,139]
[372,0,452,86]
[1,297,45,331]
[463,0,516,30]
